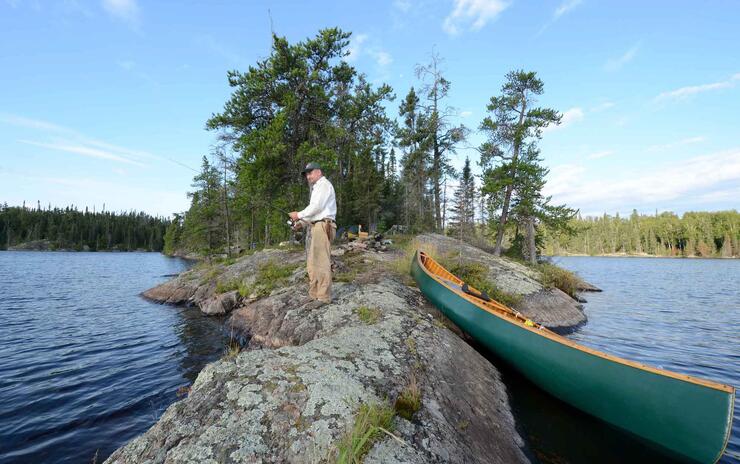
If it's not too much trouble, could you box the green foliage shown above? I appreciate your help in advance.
[535,262,583,299]
[215,278,240,294]
[241,261,300,297]
[201,28,397,251]
[335,402,395,464]
[448,156,476,238]
[0,203,167,251]
[394,375,422,420]
[445,260,522,308]
[478,70,574,261]
[541,210,740,258]
[355,305,381,324]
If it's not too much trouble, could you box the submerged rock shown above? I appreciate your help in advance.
[415,234,588,329]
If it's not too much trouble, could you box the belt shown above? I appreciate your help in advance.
[311,218,335,224]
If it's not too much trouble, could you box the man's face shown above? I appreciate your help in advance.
[306,169,321,184]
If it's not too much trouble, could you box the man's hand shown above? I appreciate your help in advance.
[289,211,300,221]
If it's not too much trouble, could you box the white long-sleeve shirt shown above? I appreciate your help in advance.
[298,175,337,222]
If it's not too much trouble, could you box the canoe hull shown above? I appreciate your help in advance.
[411,251,734,464]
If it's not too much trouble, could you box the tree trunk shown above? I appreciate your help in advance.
[492,97,527,256]
[526,217,537,265]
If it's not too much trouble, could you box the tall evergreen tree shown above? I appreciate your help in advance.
[449,157,476,240]
[479,70,561,256]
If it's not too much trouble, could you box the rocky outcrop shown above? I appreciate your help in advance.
[108,250,529,463]
[141,249,305,312]
[110,234,595,463]
[415,234,588,329]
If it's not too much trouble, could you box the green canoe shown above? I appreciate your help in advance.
[411,250,734,463]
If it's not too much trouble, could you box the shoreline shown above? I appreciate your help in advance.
[549,252,738,260]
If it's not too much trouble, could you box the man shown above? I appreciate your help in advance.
[289,162,337,305]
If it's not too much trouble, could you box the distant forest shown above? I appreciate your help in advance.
[0,203,169,252]
[542,210,739,258]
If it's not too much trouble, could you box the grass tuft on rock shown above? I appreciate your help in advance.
[215,278,240,294]
[388,237,441,286]
[535,262,584,299]
[335,402,395,464]
[444,260,522,308]
[239,261,300,298]
[355,305,381,324]
[394,374,422,420]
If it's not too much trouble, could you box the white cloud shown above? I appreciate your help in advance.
[646,136,705,152]
[346,34,368,62]
[536,0,582,36]
[19,140,147,167]
[544,107,584,133]
[554,0,582,18]
[459,110,473,118]
[544,149,740,214]
[369,49,393,67]
[443,0,509,36]
[117,60,135,71]
[587,150,614,160]
[393,0,412,12]
[604,43,640,71]
[591,101,615,112]
[101,0,139,29]
[2,113,195,172]
[654,73,740,102]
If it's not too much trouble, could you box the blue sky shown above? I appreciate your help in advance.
[1,0,738,218]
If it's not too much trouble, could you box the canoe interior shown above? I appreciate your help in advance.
[412,250,735,464]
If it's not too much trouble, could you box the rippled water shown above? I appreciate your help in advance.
[0,251,227,464]
[510,256,739,464]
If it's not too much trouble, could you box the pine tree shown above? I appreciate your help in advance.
[479,70,561,256]
[449,157,476,239]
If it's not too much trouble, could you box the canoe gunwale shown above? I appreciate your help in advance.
[414,250,735,394]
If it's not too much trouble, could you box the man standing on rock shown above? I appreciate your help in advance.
[289,162,337,305]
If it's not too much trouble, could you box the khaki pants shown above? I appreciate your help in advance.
[307,220,336,302]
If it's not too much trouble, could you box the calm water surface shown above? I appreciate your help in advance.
[0,251,227,464]
[1,253,737,463]
[508,256,739,464]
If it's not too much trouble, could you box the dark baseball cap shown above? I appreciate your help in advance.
[301,162,321,176]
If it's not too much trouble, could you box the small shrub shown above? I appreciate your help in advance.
[446,261,522,308]
[335,402,395,464]
[394,374,422,420]
[355,305,381,324]
[237,282,252,298]
[536,262,583,299]
[223,329,242,360]
[215,278,240,294]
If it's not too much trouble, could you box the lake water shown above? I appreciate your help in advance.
[506,256,739,464]
[0,252,737,463]
[0,251,226,464]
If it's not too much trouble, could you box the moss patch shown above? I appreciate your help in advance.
[241,261,301,298]
[354,305,381,324]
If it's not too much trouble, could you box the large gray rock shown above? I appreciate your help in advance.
[109,249,529,463]
[415,233,587,329]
